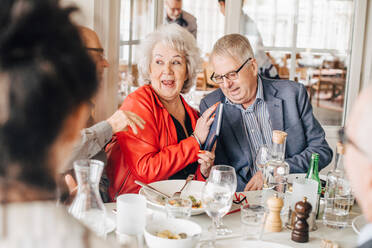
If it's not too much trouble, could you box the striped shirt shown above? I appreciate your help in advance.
[225,77,273,175]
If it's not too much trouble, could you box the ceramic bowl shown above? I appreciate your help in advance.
[144,218,202,248]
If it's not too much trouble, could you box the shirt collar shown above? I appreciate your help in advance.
[224,76,264,109]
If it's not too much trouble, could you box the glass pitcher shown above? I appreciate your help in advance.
[68,159,107,237]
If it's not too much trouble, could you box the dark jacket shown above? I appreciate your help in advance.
[199,76,333,191]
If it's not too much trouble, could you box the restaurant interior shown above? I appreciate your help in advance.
[2,0,372,247]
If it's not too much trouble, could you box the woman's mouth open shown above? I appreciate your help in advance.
[161,80,175,88]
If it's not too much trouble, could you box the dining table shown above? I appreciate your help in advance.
[105,190,360,248]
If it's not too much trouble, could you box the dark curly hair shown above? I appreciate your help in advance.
[0,0,98,192]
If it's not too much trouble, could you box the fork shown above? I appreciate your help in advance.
[172,174,194,198]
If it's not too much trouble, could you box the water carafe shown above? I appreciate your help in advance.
[68,159,107,237]
[323,142,354,228]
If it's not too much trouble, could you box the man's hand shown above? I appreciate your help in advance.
[244,170,263,191]
[65,174,78,196]
[106,109,145,134]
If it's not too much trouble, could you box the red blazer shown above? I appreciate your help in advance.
[105,85,204,201]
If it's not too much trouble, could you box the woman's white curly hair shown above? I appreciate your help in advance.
[137,24,201,93]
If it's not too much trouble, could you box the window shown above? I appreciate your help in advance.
[119,0,153,103]
[182,0,225,55]
[243,0,354,126]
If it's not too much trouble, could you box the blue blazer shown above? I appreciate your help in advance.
[199,76,333,191]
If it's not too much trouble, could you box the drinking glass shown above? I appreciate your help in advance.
[201,165,237,248]
[255,145,270,202]
[116,194,146,248]
[240,205,266,240]
[165,196,192,219]
[323,178,354,228]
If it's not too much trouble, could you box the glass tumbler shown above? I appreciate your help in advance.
[240,205,266,240]
[165,197,192,219]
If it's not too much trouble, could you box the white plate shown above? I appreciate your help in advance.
[217,240,293,248]
[139,180,205,215]
[352,215,368,234]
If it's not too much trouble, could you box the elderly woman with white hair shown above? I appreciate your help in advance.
[105,24,217,200]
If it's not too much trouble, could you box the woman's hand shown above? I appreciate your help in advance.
[198,149,215,178]
[107,109,146,134]
[194,102,219,144]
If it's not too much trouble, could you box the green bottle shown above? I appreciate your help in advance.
[306,153,321,194]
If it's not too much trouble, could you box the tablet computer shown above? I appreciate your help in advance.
[202,103,224,151]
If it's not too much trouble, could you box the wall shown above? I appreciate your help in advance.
[61,0,120,122]
[360,0,372,91]
[61,0,94,28]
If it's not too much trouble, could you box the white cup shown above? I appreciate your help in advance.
[117,194,147,235]
[291,178,318,210]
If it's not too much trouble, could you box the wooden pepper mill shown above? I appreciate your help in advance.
[265,193,283,232]
[291,197,312,243]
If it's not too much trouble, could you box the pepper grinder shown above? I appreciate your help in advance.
[265,193,283,232]
[291,197,312,243]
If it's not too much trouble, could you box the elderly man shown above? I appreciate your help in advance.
[200,34,332,192]
[344,86,372,248]
[64,27,145,200]
[217,0,278,79]
[164,0,197,39]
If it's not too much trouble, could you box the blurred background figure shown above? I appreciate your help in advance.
[63,26,145,203]
[164,0,197,39]
[344,85,372,248]
[105,24,216,200]
[0,0,117,246]
[218,0,279,79]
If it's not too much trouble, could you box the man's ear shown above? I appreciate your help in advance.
[250,58,259,77]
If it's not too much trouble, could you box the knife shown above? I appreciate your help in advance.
[134,180,171,199]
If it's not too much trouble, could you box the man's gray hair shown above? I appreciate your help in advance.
[210,33,254,64]
[137,24,201,93]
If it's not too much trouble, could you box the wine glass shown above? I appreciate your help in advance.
[255,145,270,202]
[201,165,237,247]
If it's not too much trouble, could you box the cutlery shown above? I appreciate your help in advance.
[135,180,171,199]
[172,174,194,198]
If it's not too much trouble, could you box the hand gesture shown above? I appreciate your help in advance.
[107,109,145,134]
[193,102,219,144]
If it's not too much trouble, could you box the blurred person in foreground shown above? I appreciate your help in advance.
[105,24,216,200]
[63,26,145,202]
[0,0,118,246]
[217,0,279,79]
[200,34,332,192]
[164,0,197,39]
[343,85,372,248]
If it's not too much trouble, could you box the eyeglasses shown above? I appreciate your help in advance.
[86,47,106,60]
[338,127,369,158]
[210,58,252,84]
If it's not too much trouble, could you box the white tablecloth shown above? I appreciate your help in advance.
[106,191,360,248]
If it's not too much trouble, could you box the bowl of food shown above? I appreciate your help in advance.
[144,218,202,248]
[139,180,205,215]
